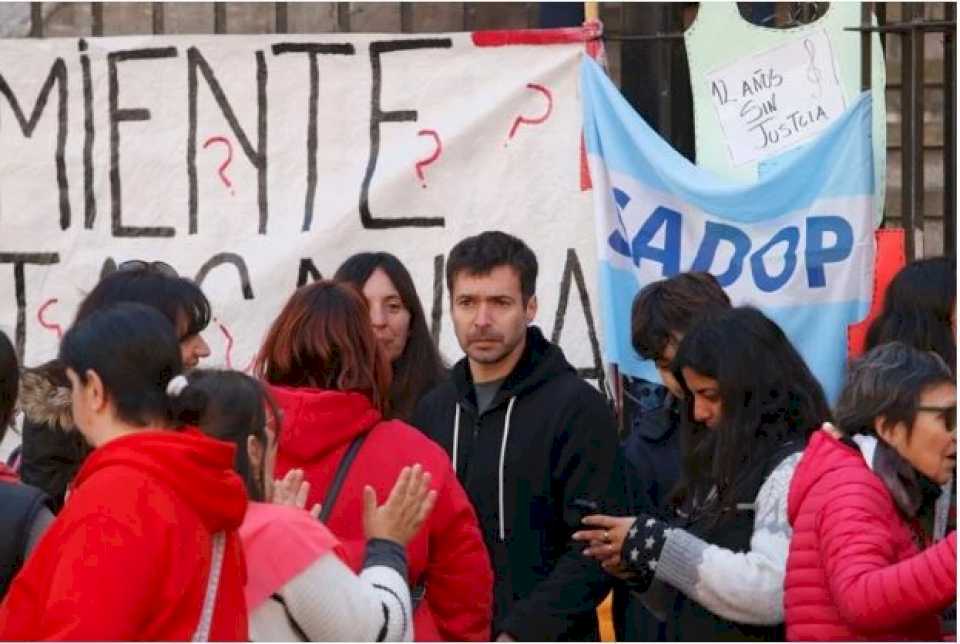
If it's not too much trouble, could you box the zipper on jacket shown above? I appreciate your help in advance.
[463,416,482,484]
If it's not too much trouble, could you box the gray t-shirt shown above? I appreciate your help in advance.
[474,378,505,416]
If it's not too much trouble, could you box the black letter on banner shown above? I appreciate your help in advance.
[0,59,70,230]
[272,43,355,232]
[194,253,255,300]
[361,39,452,229]
[79,40,96,229]
[187,48,268,235]
[551,248,606,393]
[296,258,322,287]
[108,46,179,238]
[431,254,444,345]
[0,253,60,361]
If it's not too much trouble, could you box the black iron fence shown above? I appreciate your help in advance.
[848,2,956,259]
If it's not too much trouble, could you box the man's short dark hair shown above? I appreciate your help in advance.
[631,272,731,360]
[446,231,538,301]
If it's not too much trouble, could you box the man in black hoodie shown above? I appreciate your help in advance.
[412,231,624,641]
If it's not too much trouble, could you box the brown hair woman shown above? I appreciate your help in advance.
[255,281,493,642]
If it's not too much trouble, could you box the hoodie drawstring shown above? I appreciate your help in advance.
[452,405,461,474]
[498,397,517,542]
[452,397,517,542]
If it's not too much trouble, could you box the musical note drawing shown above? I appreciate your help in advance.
[804,38,824,100]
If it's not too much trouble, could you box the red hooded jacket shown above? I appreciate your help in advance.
[271,386,493,642]
[0,428,249,641]
[785,429,956,641]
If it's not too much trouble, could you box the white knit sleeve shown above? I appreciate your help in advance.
[652,452,800,625]
[274,551,413,641]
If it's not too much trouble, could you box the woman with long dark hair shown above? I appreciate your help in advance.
[785,342,956,640]
[255,280,492,641]
[175,369,437,641]
[0,303,247,640]
[575,306,830,640]
[866,255,956,372]
[335,252,446,421]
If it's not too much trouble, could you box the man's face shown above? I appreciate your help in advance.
[450,265,536,369]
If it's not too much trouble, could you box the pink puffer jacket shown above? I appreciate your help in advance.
[785,429,956,641]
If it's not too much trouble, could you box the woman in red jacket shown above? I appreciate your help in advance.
[255,280,493,641]
[785,341,957,640]
[0,303,249,641]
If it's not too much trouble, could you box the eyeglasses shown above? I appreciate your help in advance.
[916,404,957,432]
[117,259,179,278]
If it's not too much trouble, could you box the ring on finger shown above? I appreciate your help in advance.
[603,530,610,543]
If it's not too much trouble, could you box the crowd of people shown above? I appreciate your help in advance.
[0,230,954,641]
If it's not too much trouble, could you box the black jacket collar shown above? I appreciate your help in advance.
[450,326,574,414]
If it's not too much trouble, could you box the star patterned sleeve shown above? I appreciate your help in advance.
[620,514,670,593]
[646,453,801,625]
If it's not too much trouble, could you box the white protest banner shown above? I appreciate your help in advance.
[0,27,605,388]
[706,28,846,167]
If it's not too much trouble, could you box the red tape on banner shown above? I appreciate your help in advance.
[847,228,907,359]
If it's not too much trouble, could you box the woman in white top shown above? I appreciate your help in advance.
[172,368,436,642]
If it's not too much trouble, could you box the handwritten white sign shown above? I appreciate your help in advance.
[706,28,846,166]
[0,32,605,387]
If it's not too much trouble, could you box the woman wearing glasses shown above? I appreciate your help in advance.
[785,342,957,640]
[18,261,212,511]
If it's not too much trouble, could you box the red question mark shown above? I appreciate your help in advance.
[415,130,442,188]
[506,83,554,146]
[214,318,255,373]
[202,136,235,196]
[37,298,63,340]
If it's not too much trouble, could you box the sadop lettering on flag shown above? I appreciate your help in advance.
[581,57,875,401]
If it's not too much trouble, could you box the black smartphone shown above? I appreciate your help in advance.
[569,498,601,527]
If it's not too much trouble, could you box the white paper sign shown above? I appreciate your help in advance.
[0,32,605,386]
[706,28,846,166]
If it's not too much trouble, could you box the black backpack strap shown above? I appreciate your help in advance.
[0,481,52,599]
[319,433,368,523]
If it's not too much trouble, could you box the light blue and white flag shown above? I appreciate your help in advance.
[581,57,876,401]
